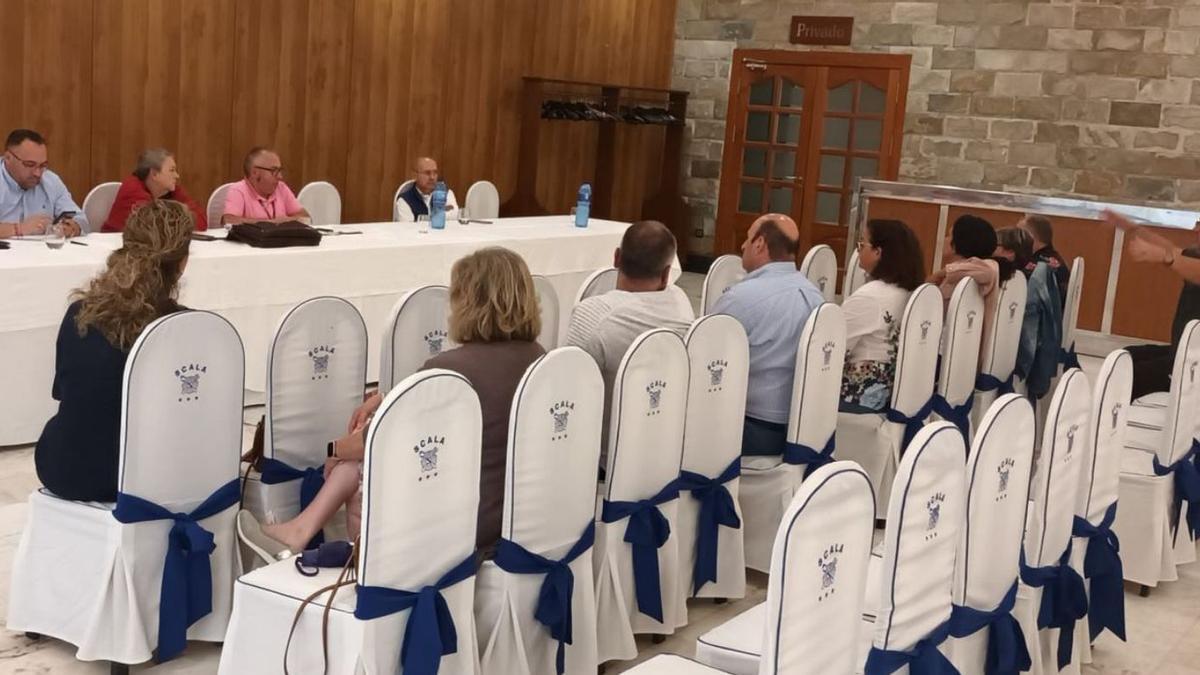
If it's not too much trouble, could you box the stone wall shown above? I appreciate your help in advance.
[674,0,1200,255]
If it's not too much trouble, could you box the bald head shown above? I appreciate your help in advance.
[413,156,440,194]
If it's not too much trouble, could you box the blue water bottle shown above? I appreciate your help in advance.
[430,181,447,230]
[575,182,591,228]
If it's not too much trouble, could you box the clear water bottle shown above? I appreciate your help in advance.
[574,182,591,228]
[430,181,447,230]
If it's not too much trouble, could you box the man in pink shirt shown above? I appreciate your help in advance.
[222,147,310,226]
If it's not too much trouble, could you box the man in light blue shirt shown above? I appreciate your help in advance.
[712,213,823,455]
[0,129,86,238]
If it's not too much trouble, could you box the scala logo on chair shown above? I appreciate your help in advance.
[307,345,335,380]
[817,276,828,293]
[1110,403,1122,431]
[1190,360,1197,384]
[550,400,574,440]
[821,341,836,369]
[925,492,946,539]
[966,309,978,332]
[423,329,448,356]
[996,457,1016,501]
[817,543,843,601]
[919,319,932,342]
[174,363,207,402]
[1008,301,1019,321]
[706,359,727,391]
[1065,424,1079,458]
[413,435,446,481]
[645,380,667,416]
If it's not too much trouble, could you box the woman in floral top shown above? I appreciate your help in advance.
[841,219,926,411]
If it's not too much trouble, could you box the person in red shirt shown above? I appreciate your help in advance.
[101,148,207,232]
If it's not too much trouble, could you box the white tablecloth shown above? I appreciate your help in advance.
[0,217,637,446]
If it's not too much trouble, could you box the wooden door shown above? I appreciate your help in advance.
[716,50,910,266]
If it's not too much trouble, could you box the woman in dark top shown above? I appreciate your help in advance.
[36,200,194,501]
[238,246,544,561]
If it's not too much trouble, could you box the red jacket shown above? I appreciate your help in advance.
[101,175,208,232]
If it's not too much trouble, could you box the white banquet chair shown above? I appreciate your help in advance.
[932,278,985,441]
[972,272,1027,428]
[1068,349,1133,671]
[379,285,453,393]
[739,303,845,572]
[1014,368,1091,675]
[835,283,943,513]
[858,422,966,673]
[465,180,501,219]
[1059,257,1086,372]
[576,267,618,305]
[391,179,415,221]
[701,254,746,315]
[1113,319,1200,588]
[240,297,368,549]
[475,347,604,675]
[842,248,870,300]
[7,311,245,667]
[942,394,1036,674]
[297,180,343,226]
[594,329,689,663]
[799,243,838,302]
[82,181,120,232]
[218,369,483,675]
[692,462,875,675]
[675,315,749,611]
[207,182,236,231]
[532,275,561,350]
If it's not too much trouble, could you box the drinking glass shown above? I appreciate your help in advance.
[45,223,65,250]
[457,207,471,226]
[416,214,430,234]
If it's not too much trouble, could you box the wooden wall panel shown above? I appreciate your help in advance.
[866,199,942,274]
[1111,227,1198,342]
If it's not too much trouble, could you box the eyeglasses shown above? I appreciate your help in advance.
[7,149,49,171]
[252,165,284,177]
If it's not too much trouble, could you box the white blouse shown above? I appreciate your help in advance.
[842,280,911,364]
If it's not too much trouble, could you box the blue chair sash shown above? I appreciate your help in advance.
[932,393,973,442]
[493,523,595,675]
[677,458,741,595]
[975,372,1015,395]
[864,620,958,675]
[1059,343,1081,371]
[259,457,327,547]
[886,396,935,453]
[112,478,240,662]
[1152,439,1200,540]
[948,582,1030,675]
[1072,503,1125,643]
[600,479,680,623]
[354,553,477,675]
[1019,545,1088,671]
[782,434,835,478]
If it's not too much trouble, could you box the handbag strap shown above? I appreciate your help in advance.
[282,537,359,675]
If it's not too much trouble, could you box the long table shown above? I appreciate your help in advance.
[0,217,635,446]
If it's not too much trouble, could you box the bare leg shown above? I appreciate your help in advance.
[262,461,361,551]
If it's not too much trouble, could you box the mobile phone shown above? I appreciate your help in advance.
[53,211,76,225]
[191,233,218,242]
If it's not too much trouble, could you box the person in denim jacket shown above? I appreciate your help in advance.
[1015,261,1063,399]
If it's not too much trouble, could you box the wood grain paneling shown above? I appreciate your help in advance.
[1112,227,1199,342]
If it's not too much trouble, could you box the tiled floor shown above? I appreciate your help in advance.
[1,273,1198,673]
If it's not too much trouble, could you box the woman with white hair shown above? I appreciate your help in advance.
[101,147,207,231]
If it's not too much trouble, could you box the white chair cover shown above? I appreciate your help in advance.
[379,285,453,393]
[475,347,604,675]
[973,273,1027,429]
[219,370,483,675]
[676,315,749,608]
[702,254,746,316]
[392,179,415,221]
[297,180,343,226]
[624,654,728,673]
[594,329,689,663]
[799,244,838,302]
[576,267,618,305]
[1114,320,1200,586]
[740,303,845,573]
[695,462,875,675]
[8,311,245,665]
[82,181,120,233]
[465,180,501,219]
[1068,349,1132,671]
[207,182,236,230]
[241,297,368,532]
[943,394,1036,673]
[836,283,943,513]
[933,278,985,442]
[1013,368,1091,675]
[859,422,965,673]
[1060,257,1085,370]
[843,249,870,300]
[533,275,561,350]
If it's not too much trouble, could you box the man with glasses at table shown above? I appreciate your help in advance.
[221,146,310,226]
[0,128,86,239]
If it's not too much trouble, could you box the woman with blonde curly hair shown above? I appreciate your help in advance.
[36,200,194,501]
[239,246,544,561]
